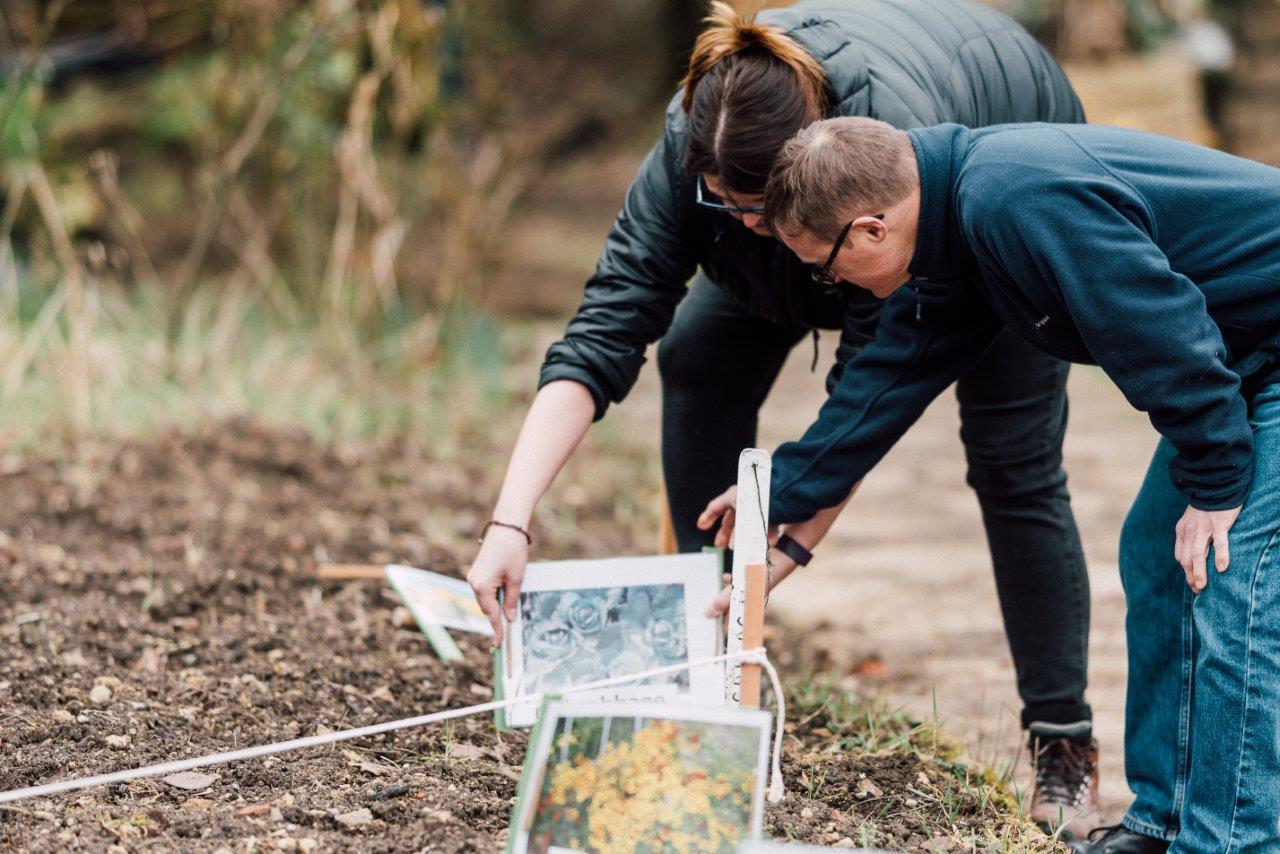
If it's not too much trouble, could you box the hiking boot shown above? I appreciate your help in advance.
[1068,824,1170,853]
[1028,720,1101,842]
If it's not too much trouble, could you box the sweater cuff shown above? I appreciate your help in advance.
[1187,488,1251,512]
[768,483,814,526]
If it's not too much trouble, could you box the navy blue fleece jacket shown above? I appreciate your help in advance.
[770,123,1280,523]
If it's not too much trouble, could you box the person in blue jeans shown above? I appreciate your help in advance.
[699,118,1280,853]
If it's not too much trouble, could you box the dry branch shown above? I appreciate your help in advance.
[88,149,162,291]
[166,16,335,347]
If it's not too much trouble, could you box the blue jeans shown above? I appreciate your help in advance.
[1119,381,1280,852]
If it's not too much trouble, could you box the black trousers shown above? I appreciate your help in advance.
[657,275,1091,728]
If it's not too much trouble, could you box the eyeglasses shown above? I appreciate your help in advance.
[811,215,884,291]
[695,175,765,215]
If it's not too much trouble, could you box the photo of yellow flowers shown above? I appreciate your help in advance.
[508,701,771,854]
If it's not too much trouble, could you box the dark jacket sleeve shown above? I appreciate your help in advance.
[538,115,699,420]
[772,278,1004,524]
[970,175,1252,510]
[825,290,883,394]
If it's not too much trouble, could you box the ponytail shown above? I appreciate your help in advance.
[681,2,829,195]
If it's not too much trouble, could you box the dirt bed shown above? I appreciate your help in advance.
[0,422,1056,851]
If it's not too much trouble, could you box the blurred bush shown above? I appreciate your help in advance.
[0,0,587,443]
[2,1,537,328]
[1208,0,1280,165]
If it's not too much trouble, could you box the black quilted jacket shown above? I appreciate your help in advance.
[539,0,1085,419]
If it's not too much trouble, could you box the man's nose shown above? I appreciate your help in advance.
[741,212,763,230]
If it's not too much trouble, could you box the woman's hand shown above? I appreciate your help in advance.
[1175,504,1242,593]
[704,552,799,623]
[466,526,530,645]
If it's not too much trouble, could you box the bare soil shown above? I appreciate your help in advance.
[0,421,1054,852]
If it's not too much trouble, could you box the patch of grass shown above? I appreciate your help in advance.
[770,671,1064,852]
[0,283,523,452]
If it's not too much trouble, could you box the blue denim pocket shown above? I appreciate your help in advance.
[1230,328,1280,387]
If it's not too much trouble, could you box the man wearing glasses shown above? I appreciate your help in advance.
[727,115,1280,854]
[468,0,1101,836]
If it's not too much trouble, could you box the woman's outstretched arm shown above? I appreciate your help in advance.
[466,380,595,643]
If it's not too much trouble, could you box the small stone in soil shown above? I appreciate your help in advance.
[233,804,273,818]
[89,684,112,706]
[105,734,131,749]
[335,807,373,829]
[854,779,882,799]
[162,771,219,791]
[448,742,485,760]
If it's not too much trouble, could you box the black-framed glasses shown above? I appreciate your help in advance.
[695,175,765,215]
[811,220,855,289]
[811,214,884,291]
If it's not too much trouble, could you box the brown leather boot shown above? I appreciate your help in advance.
[1028,721,1102,843]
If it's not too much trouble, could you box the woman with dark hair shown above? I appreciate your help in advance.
[468,0,1098,838]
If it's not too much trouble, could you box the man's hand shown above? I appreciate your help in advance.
[706,572,733,627]
[466,526,530,645]
[704,551,799,623]
[698,485,780,548]
[1175,504,1242,593]
[698,486,739,547]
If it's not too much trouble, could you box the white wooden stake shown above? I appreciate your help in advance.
[725,448,770,704]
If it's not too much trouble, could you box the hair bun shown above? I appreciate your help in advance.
[734,21,774,50]
[682,2,826,114]
[705,2,770,52]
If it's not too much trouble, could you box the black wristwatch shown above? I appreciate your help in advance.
[773,533,813,567]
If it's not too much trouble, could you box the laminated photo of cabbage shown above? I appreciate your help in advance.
[495,553,724,728]
[521,584,691,694]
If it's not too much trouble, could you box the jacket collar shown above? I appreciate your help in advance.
[906,124,970,282]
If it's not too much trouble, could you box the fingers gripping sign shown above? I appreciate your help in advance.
[698,485,739,547]
[1174,504,1242,593]
[466,524,530,645]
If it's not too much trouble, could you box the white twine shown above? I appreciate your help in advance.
[0,647,786,806]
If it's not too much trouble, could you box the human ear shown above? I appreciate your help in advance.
[852,215,887,244]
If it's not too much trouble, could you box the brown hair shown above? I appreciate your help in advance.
[764,117,916,241]
[680,2,828,196]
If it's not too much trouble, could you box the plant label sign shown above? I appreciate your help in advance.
[726,449,770,705]
[385,565,491,660]
[494,553,723,728]
[508,699,772,854]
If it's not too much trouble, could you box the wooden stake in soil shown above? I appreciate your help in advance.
[658,486,678,555]
[739,563,767,708]
[316,563,386,581]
